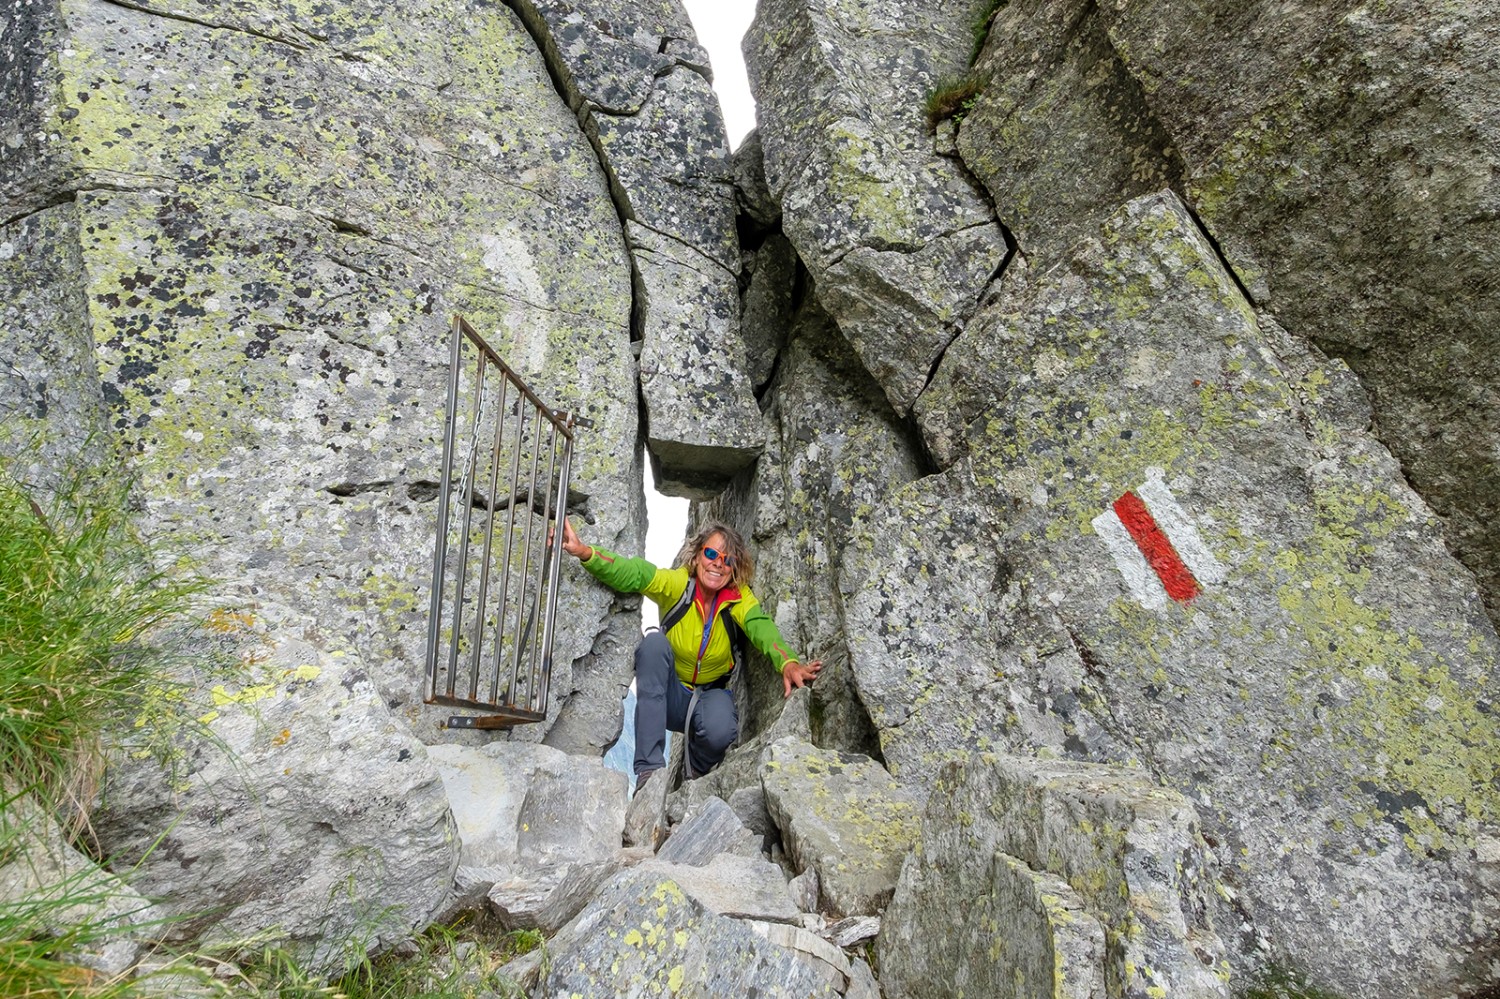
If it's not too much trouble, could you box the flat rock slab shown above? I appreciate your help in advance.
[656,795,760,867]
[746,919,851,994]
[760,737,921,917]
[429,742,625,869]
[641,853,801,924]
[541,868,840,997]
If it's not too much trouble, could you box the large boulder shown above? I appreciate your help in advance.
[846,190,1500,995]
[539,867,840,997]
[745,0,1009,415]
[760,738,922,918]
[91,609,457,973]
[960,0,1500,630]
[880,755,1227,999]
[0,0,641,735]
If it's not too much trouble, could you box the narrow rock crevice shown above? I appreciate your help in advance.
[1,190,76,229]
[98,0,312,51]
[909,219,1015,407]
[1179,199,1262,309]
[325,479,395,497]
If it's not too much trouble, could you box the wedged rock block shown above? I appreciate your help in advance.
[881,755,1225,999]
[745,0,1008,414]
[847,189,1500,995]
[634,221,764,495]
[90,606,457,973]
[428,742,625,869]
[509,0,703,119]
[760,737,921,917]
[962,0,1500,633]
[540,868,840,997]
[6,0,640,728]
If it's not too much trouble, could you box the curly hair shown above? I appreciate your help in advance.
[673,519,755,590]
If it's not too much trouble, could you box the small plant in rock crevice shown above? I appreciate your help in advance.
[924,73,985,131]
[923,0,1005,131]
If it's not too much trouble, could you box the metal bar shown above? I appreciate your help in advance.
[454,317,576,442]
[443,352,488,699]
[424,316,465,702]
[524,418,563,711]
[537,419,574,711]
[489,391,528,705]
[507,409,546,702]
[425,316,586,727]
[445,710,546,730]
[466,376,510,702]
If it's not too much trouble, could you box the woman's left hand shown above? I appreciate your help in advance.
[782,659,822,698]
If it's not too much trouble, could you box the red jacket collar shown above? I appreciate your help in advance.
[693,582,742,616]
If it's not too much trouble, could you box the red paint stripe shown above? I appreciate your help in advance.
[1113,492,1202,603]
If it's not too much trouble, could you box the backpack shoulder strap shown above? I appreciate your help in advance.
[660,578,696,633]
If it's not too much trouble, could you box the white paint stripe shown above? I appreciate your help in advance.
[1137,470,1226,585]
[1092,507,1168,610]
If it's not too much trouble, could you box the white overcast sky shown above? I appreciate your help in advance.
[639,0,758,586]
[683,0,758,149]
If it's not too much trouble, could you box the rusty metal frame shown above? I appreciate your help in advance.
[424,315,583,729]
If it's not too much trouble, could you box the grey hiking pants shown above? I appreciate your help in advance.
[633,629,737,778]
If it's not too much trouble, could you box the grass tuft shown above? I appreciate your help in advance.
[230,916,545,999]
[0,448,212,997]
[0,460,205,828]
[924,73,984,131]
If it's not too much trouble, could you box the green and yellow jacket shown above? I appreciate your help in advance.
[581,548,801,687]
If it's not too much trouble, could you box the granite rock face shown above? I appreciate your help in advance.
[90,608,457,972]
[745,0,1010,415]
[0,0,641,740]
[961,0,1500,634]
[849,192,1500,995]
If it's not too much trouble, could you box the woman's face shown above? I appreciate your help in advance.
[694,532,734,595]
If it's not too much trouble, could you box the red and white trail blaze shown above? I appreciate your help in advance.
[1091,470,1226,610]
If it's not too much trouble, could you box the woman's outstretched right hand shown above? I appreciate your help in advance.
[554,517,593,560]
